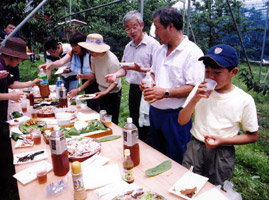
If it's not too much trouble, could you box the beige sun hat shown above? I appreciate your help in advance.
[0,38,29,59]
[78,33,110,53]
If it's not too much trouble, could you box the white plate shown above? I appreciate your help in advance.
[76,94,96,100]
[194,188,228,200]
[15,138,34,148]
[54,107,77,119]
[55,66,67,75]
[169,171,208,199]
[6,116,30,126]
[13,149,47,165]
[119,62,135,67]
[13,161,52,184]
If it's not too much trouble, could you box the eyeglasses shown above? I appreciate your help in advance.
[125,25,139,33]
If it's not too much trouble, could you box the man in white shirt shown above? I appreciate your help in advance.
[105,10,159,144]
[142,7,205,163]
[44,39,76,91]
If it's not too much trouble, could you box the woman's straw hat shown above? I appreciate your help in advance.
[0,38,29,59]
[78,33,110,53]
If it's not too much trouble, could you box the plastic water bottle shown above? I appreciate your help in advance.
[123,117,140,167]
[144,72,153,88]
[56,77,62,99]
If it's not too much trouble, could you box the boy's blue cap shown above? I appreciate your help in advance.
[199,44,239,68]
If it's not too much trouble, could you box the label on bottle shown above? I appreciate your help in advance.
[123,168,134,182]
[50,136,67,154]
[123,129,138,146]
[72,175,85,191]
[59,90,66,98]
[39,79,49,85]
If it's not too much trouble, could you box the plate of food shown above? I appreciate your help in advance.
[14,135,34,148]
[168,171,208,199]
[113,188,166,200]
[10,111,24,119]
[67,137,101,162]
[36,105,56,117]
[54,107,77,120]
[19,119,47,134]
[76,94,96,100]
[14,149,47,165]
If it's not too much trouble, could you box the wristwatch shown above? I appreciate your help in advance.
[164,89,169,98]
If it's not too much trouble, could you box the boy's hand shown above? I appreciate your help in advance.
[204,135,222,148]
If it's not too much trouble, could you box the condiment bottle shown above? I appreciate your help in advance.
[59,83,68,108]
[123,149,134,183]
[55,77,63,99]
[29,87,34,106]
[49,126,70,176]
[123,117,140,167]
[38,68,50,98]
[71,161,87,200]
[144,72,154,88]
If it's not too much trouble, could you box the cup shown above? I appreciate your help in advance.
[36,164,47,184]
[205,78,217,97]
[32,130,41,145]
[76,99,82,109]
[104,115,112,127]
[21,101,28,113]
[31,109,38,119]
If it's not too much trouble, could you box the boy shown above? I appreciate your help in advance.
[178,44,259,185]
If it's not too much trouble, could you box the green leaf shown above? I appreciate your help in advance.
[12,133,21,141]
[145,160,172,177]
[98,135,121,142]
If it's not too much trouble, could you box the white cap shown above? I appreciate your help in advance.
[127,117,132,123]
[124,149,130,156]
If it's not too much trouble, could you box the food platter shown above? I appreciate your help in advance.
[67,137,101,162]
[54,107,77,120]
[19,119,47,134]
[76,94,96,100]
[10,111,24,119]
[36,105,56,117]
[113,188,166,200]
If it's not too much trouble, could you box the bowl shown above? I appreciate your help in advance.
[54,108,77,120]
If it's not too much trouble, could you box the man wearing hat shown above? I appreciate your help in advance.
[178,44,259,186]
[0,37,40,198]
[69,33,121,124]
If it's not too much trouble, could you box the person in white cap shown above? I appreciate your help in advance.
[69,33,121,124]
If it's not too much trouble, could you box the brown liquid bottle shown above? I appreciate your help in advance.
[123,149,134,183]
[59,83,68,108]
[49,126,70,176]
[123,117,140,167]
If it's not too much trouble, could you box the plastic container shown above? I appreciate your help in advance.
[144,72,154,88]
[59,83,68,108]
[38,68,50,98]
[123,117,140,167]
[71,161,87,200]
[123,149,134,183]
[49,126,70,176]
[56,77,63,99]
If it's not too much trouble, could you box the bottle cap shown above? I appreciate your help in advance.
[71,161,81,174]
[127,117,132,123]
[124,149,130,156]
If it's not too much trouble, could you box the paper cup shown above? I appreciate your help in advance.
[205,79,217,97]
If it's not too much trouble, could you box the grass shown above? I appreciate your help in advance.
[19,58,269,200]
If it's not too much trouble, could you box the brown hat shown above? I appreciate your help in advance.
[0,38,29,59]
[78,33,110,53]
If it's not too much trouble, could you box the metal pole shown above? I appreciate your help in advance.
[226,0,254,79]
[60,0,125,20]
[140,0,144,18]
[69,0,72,22]
[259,3,269,82]
[186,0,191,37]
[0,0,49,49]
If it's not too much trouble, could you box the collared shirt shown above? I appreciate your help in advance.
[122,33,159,85]
[91,51,121,93]
[0,56,14,123]
[151,36,205,110]
[46,43,74,78]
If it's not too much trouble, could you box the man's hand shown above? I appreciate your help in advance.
[31,78,42,86]
[104,74,117,83]
[143,87,165,104]
[9,91,24,101]
[76,74,88,80]
[63,68,70,74]
[67,88,79,99]
[38,64,46,70]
